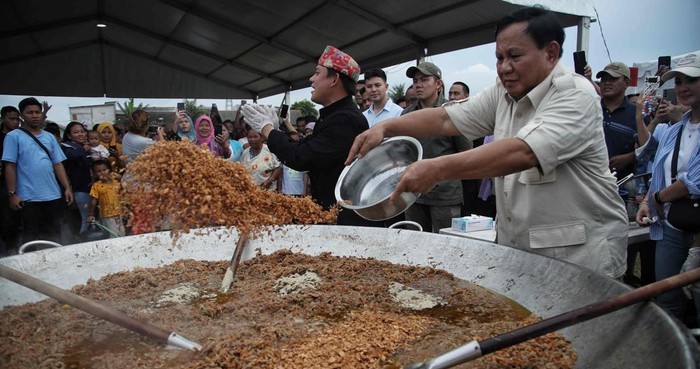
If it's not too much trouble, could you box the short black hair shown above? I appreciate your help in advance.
[495,6,565,58]
[91,158,112,172]
[356,79,365,85]
[364,68,387,82]
[296,116,307,123]
[18,97,42,114]
[1,106,19,117]
[326,67,356,96]
[45,123,61,137]
[394,97,406,104]
[452,82,470,95]
[406,85,414,91]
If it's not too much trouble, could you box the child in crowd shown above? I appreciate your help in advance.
[87,159,124,237]
[87,130,110,160]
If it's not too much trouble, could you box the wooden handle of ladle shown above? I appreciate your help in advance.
[479,267,700,355]
[0,264,171,343]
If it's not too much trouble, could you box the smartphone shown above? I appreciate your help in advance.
[658,56,671,72]
[177,102,185,111]
[211,103,223,135]
[280,104,289,119]
[573,51,586,75]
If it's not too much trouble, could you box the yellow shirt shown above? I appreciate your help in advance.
[90,181,122,218]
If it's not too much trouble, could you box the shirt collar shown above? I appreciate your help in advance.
[319,96,354,119]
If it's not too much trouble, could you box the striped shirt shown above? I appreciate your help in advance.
[647,111,700,240]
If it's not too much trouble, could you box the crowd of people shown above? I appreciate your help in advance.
[0,5,698,327]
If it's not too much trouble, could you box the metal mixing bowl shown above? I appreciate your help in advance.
[335,136,422,221]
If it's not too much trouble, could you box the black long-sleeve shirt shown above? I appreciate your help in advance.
[267,96,380,226]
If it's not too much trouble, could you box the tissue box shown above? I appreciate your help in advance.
[451,215,494,233]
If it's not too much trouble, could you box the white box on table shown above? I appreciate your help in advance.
[451,215,494,233]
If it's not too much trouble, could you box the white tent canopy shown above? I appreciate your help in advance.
[0,0,594,99]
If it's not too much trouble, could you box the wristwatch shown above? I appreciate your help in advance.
[7,191,16,196]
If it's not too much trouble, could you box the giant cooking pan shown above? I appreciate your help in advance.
[1,225,698,368]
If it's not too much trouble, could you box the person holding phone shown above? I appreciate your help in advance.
[596,62,639,183]
[122,109,165,166]
[96,122,123,170]
[194,115,231,159]
[636,53,700,324]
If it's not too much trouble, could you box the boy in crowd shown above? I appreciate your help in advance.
[87,159,124,237]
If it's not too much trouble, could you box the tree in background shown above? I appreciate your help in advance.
[184,99,207,119]
[291,99,318,118]
[388,82,406,102]
[117,98,149,123]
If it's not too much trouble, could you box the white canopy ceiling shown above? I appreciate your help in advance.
[0,0,594,99]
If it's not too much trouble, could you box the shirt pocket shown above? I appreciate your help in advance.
[517,167,556,185]
[529,220,586,249]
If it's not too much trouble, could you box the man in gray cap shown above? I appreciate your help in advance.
[596,62,638,182]
[401,62,471,233]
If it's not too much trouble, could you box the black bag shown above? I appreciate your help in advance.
[666,123,700,233]
[667,198,700,233]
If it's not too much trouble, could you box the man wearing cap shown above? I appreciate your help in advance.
[240,45,375,226]
[362,68,403,128]
[597,62,638,182]
[347,7,628,279]
[401,62,471,233]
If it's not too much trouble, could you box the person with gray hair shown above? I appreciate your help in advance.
[347,6,628,279]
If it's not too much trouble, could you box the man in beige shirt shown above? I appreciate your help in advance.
[346,6,627,278]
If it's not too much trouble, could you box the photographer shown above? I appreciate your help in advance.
[122,109,164,166]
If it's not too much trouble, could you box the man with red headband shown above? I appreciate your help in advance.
[242,46,374,226]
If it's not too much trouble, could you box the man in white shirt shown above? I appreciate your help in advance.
[362,69,403,127]
[346,6,627,279]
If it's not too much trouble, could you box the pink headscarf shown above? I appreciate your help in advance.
[195,115,214,147]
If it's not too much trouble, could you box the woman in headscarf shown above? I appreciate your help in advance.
[176,112,196,142]
[60,122,93,235]
[240,127,281,191]
[194,115,231,159]
[96,122,123,169]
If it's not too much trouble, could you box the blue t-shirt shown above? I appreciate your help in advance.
[1,129,66,201]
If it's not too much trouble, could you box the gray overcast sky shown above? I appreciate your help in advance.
[1,0,699,124]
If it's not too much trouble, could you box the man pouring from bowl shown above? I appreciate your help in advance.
[347,6,628,279]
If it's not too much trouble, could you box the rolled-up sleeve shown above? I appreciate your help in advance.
[516,89,601,176]
[678,153,700,196]
[444,85,499,141]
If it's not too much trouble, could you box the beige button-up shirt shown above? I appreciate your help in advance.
[444,62,627,278]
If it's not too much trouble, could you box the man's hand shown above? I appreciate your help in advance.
[8,194,23,210]
[42,101,52,115]
[681,248,700,298]
[583,64,593,80]
[240,104,278,133]
[65,190,74,206]
[389,158,441,203]
[345,127,386,165]
[609,153,635,173]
